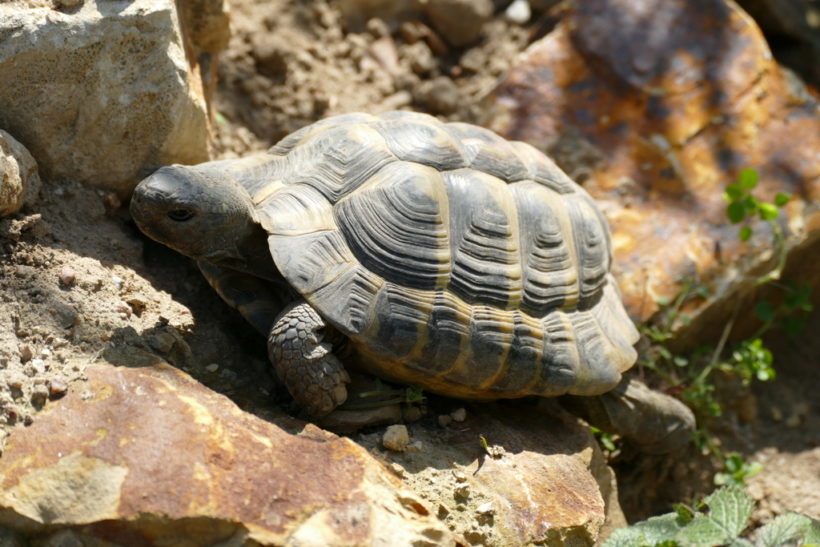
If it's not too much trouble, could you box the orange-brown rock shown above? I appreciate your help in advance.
[0,363,461,546]
[376,402,620,545]
[486,0,820,331]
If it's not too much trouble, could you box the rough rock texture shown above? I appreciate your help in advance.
[0,0,210,194]
[0,130,39,217]
[485,0,820,334]
[737,0,820,87]
[0,363,462,546]
[424,0,494,47]
[359,402,618,545]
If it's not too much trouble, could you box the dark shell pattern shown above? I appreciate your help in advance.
[236,111,639,399]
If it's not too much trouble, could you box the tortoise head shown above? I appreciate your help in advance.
[130,163,259,267]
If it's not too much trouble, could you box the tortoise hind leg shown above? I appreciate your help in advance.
[269,300,350,417]
[562,377,695,454]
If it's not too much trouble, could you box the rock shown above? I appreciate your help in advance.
[0,0,210,195]
[505,0,532,24]
[0,363,461,545]
[0,130,40,217]
[388,403,618,544]
[413,76,462,114]
[383,424,411,451]
[424,0,493,47]
[486,0,820,340]
[450,407,467,422]
[339,0,423,32]
[737,0,820,87]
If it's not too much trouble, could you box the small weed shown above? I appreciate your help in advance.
[713,452,762,487]
[723,168,791,283]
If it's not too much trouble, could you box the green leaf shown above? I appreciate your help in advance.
[758,202,779,220]
[774,192,790,207]
[737,168,759,190]
[675,486,754,546]
[739,226,752,241]
[604,513,685,547]
[727,201,746,223]
[755,512,820,547]
[753,301,775,322]
[725,184,744,201]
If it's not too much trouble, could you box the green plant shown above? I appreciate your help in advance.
[713,453,762,487]
[723,168,791,283]
[604,485,820,547]
[591,426,618,452]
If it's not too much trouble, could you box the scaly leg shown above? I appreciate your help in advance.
[268,300,350,417]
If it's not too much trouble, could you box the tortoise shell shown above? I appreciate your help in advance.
[237,111,639,399]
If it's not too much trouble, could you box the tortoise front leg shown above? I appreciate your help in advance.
[269,300,350,417]
[197,261,293,336]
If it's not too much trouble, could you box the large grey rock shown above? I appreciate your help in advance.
[0,130,40,216]
[0,0,210,194]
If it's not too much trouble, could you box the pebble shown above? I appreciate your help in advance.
[30,358,46,375]
[382,424,410,452]
[406,440,423,452]
[505,0,531,24]
[59,266,76,287]
[48,377,68,399]
[450,407,467,422]
[31,384,49,406]
[19,344,32,363]
[454,483,470,499]
[111,275,123,291]
[438,414,453,427]
[476,501,494,515]
[389,462,406,477]
[402,405,423,423]
[205,363,219,373]
[452,470,467,482]
[424,0,492,47]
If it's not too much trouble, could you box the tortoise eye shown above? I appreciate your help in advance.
[167,209,195,222]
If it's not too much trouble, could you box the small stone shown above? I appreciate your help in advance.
[454,483,470,499]
[476,501,494,515]
[438,414,453,427]
[205,363,219,372]
[51,302,80,328]
[505,0,531,24]
[31,384,49,406]
[115,301,133,317]
[389,462,406,477]
[770,406,784,421]
[111,275,123,291]
[6,372,24,390]
[48,377,68,399]
[19,345,32,363]
[30,358,46,375]
[413,76,461,115]
[402,405,423,422]
[450,407,467,422]
[382,424,410,452]
[452,470,467,482]
[406,440,423,452]
[58,266,76,287]
[424,0,493,47]
[148,331,176,354]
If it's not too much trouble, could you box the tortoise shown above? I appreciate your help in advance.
[130,111,694,452]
